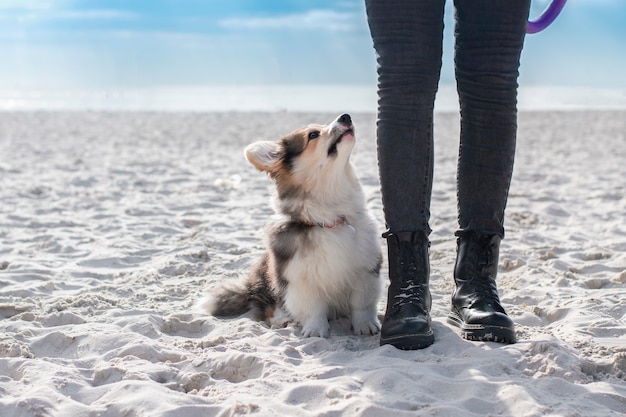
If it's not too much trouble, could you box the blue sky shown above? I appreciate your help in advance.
[0,0,624,90]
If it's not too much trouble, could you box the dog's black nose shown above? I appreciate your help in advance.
[338,114,352,125]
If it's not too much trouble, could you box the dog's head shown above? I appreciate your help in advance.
[244,113,356,197]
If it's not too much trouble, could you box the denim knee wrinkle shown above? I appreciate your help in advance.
[366,0,530,238]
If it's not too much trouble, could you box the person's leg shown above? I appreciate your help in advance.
[365,0,445,349]
[449,0,530,343]
[454,0,529,237]
[366,0,444,234]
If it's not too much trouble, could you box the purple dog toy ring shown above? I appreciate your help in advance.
[527,0,567,34]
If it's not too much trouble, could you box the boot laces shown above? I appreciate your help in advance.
[391,242,427,310]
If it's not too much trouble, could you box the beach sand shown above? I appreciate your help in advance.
[0,110,625,416]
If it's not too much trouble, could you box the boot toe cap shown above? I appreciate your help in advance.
[448,309,516,343]
[380,316,434,349]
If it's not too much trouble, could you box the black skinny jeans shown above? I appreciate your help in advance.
[365,0,530,238]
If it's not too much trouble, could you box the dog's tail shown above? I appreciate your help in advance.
[196,278,252,317]
[196,256,277,320]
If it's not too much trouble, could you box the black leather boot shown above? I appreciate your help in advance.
[447,232,516,343]
[380,231,434,349]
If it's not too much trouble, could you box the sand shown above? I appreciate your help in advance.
[0,110,625,416]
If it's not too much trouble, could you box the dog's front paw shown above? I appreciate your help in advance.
[352,318,381,336]
[301,318,330,338]
[351,308,381,336]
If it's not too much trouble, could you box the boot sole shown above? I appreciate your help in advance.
[447,312,516,344]
[380,331,435,350]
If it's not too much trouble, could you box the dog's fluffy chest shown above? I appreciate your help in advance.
[276,213,379,286]
[273,212,380,322]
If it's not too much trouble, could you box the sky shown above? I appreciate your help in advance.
[0,0,625,91]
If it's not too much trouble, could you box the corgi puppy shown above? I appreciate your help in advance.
[199,114,382,338]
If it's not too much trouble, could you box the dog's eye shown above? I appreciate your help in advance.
[308,131,320,141]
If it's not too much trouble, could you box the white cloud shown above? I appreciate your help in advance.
[219,9,360,32]
[51,9,138,20]
[0,0,69,11]
[0,0,136,21]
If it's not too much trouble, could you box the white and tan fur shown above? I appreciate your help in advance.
[199,114,382,338]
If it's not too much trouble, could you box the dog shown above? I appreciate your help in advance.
[199,114,382,338]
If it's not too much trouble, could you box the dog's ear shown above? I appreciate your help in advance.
[244,141,281,173]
